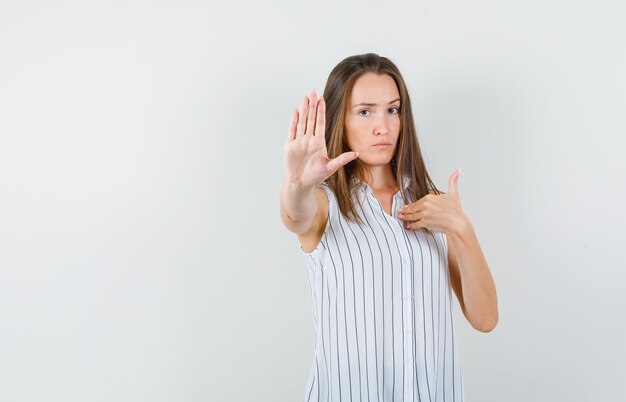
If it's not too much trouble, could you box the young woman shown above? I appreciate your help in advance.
[280,53,498,402]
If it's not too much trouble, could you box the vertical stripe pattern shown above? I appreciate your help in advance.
[301,179,465,402]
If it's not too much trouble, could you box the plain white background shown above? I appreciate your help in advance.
[1,1,625,401]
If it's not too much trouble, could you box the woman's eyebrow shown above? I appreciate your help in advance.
[352,98,401,108]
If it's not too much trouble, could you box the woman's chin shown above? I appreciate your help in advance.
[360,157,394,167]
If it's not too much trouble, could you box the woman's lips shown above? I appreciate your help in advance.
[373,143,391,148]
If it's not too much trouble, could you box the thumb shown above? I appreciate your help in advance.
[327,151,359,173]
[448,168,462,199]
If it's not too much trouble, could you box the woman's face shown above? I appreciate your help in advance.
[344,72,401,167]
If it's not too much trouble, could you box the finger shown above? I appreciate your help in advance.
[397,209,421,220]
[305,91,318,136]
[448,168,462,199]
[327,151,359,173]
[296,96,309,138]
[404,218,419,229]
[398,201,420,214]
[314,97,325,139]
[305,91,318,135]
[406,218,426,230]
[286,108,298,142]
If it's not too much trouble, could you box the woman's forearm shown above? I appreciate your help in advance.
[280,180,317,233]
[449,220,499,332]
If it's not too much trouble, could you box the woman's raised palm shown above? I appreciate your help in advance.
[283,90,358,189]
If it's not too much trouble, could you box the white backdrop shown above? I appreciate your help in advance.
[1,1,625,401]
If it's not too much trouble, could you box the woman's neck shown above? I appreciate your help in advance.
[364,164,398,192]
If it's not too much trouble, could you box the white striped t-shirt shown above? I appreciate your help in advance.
[300,178,465,402]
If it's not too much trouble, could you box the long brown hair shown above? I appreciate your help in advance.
[322,53,443,225]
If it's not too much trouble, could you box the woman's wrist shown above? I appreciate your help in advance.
[447,214,473,240]
[284,178,316,195]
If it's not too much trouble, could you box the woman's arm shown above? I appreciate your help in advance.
[281,90,357,234]
[397,169,498,333]
[447,218,499,333]
[280,180,318,234]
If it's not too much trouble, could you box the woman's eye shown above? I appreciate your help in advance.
[359,108,399,116]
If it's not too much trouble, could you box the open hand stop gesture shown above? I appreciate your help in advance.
[283,90,359,190]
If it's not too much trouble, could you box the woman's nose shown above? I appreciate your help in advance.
[374,115,390,136]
